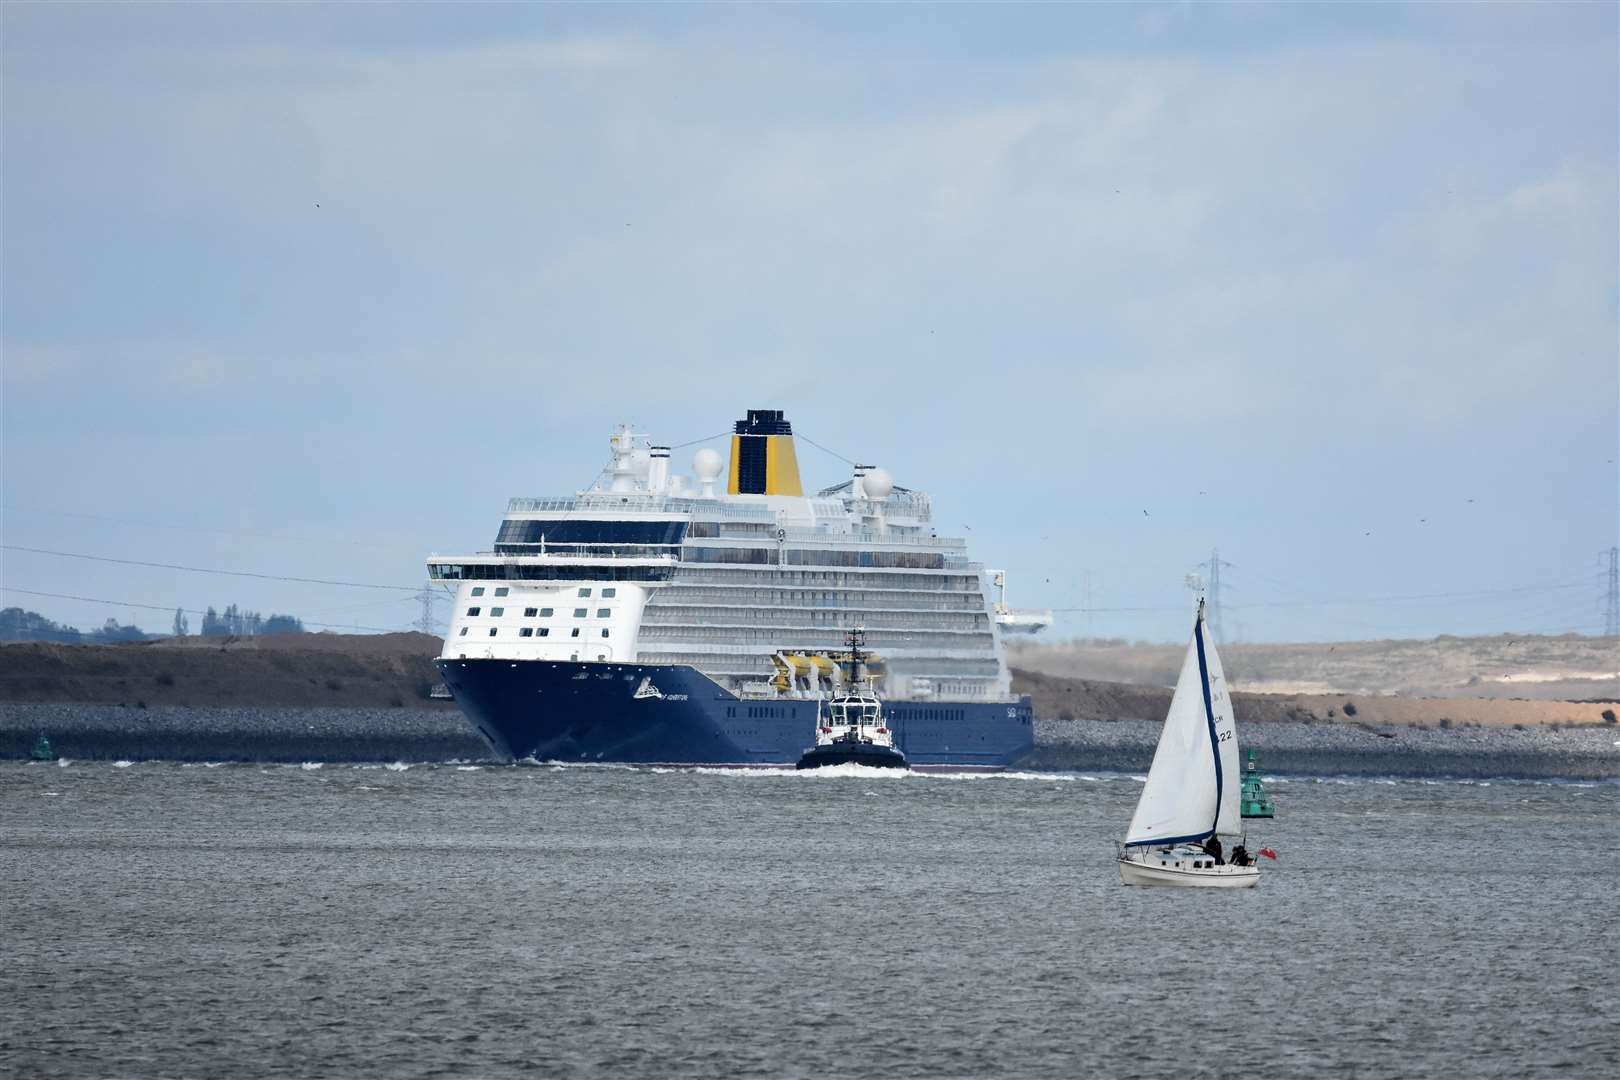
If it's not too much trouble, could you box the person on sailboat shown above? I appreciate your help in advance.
[1230,844,1252,867]
[1202,835,1225,866]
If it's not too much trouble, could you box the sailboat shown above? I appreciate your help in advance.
[1117,600,1261,888]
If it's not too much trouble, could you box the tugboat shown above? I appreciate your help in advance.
[30,735,57,762]
[795,628,909,771]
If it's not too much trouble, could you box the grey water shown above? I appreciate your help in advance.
[2,762,1614,1079]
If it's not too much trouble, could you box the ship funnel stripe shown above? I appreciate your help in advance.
[726,409,803,496]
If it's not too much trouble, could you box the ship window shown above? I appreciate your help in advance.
[597,608,610,618]
[602,588,617,598]
[488,628,498,637]
[601,629,610,638]
[574,608,587,618]
[494,587,509,597]
[458,627,468,637]
[490,607,504,617]
[571,628,580,638]
[541,608,554,617]
[578,588,592,598]
[466,607,481,616]
[520,628,533,638]
[539,628,550,637]
[471,587,485,597]
[524,607,538,617]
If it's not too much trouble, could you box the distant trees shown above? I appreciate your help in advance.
[95,618,146,643]
[0,608,150,643]
[0,607,83,643]
[262,614,305,635]
[199,604,305,637]
[0,604,306,643]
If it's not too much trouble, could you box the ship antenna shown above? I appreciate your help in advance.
[847,626,865,687]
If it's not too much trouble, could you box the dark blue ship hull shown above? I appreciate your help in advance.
[437,658,1033,770]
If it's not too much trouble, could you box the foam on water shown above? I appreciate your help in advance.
[113,760,134,768]
[385,762,411,772]
[299,762,323,771]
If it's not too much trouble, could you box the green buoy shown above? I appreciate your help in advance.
[1240,748,1273,818]
[30,735,58,762]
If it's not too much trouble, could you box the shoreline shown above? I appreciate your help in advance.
[4,702,1615,780]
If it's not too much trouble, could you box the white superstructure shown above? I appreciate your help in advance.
[427,410,1032,703]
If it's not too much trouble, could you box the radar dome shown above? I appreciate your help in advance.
[863,467,893,500]
[693,448,724,482]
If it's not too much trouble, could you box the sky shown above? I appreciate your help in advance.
[2,1,1617,644]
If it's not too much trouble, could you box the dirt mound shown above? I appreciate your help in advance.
[1010,633,1620,701]
[1012,668,1617,730]
[0,636,452,709]
[145,631,442,655]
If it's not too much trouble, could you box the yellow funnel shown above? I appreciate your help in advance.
[727,409,803,496]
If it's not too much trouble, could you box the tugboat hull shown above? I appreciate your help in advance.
[795,742,910,770]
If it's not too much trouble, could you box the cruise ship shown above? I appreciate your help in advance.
[427,409,1039,769]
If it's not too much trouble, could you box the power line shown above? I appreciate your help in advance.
[415,586,438,634]
[1197,549,1234,643]
[0,587,409,634]
[1,545,420,592]
[1603,546,1618,637]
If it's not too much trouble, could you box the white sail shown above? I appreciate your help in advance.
[1124,610,1241,846]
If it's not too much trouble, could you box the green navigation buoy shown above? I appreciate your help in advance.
[30,735,58,762]
[1240,748,1273,818]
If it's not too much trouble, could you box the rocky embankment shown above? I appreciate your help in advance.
[0,703,488,763]
[1024,715,1618,780]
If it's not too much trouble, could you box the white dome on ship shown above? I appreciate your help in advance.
[863,467,893,500]
[693,448,724,482]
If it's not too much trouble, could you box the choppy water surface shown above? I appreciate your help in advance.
[3,762,1614,1079]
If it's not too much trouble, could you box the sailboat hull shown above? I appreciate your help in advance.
[1118,855,1260,888]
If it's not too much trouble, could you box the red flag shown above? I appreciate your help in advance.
[1258,847,1278,860]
